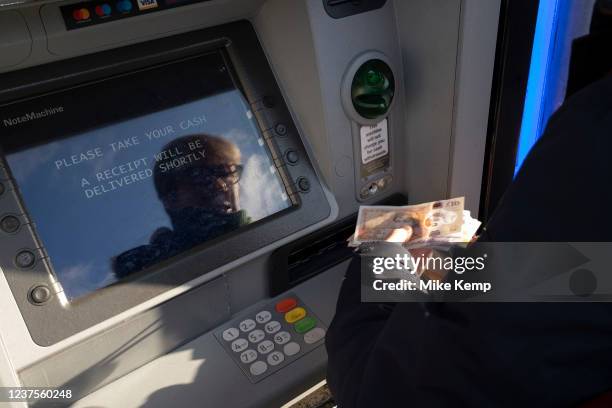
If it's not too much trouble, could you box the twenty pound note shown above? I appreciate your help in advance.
[351,197,465,248]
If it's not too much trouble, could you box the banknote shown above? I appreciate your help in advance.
[420,210,482,249]
[350,197,469,248]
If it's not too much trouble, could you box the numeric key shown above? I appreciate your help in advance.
[265,320,281,334]
[267,351,285,366]
[274,331,291,345]
[222,327,239,342]
[240,349,258,364]
[239,319,256,332]
[231,338,248,353]
[255,311,272,324]
[257,340,274,354]
[248,329,265,344]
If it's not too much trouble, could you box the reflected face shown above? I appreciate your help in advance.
[167,163,242,213]
[155,135,243,215]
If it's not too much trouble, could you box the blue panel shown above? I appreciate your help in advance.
[515,0,561,175]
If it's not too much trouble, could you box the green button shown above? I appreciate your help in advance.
[294,317,316,334]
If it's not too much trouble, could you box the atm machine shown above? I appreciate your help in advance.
[0,1,500,406]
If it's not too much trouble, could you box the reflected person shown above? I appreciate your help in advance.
[114,134,251,278]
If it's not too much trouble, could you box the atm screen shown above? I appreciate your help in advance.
[3,51,293,299]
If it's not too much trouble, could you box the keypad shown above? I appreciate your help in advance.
[215,293,327,383]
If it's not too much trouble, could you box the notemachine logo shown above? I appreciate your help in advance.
[2,106,65,127]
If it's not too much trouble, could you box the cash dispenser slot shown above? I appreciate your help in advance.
[270,193,406,296]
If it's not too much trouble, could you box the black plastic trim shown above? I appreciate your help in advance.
[479,0,540,222]
[323,0,386,19]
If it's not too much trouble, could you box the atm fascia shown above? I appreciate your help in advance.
[0,20,333,347]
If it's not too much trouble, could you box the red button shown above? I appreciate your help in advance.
[275,298,297,313]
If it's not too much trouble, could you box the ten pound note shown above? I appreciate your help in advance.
[350,197,481,249]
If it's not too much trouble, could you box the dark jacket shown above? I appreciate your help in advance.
[326,75,612,407]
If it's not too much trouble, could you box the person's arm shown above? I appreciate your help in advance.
[326,229,417,405]
[325,256,393,406]
[327,74,612,407]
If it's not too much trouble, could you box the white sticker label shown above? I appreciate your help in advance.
[360,119,389,165]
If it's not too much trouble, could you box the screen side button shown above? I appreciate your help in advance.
[0,215,21,234]
[296,177,311,193]
[15,249,37,269]
[285,150,299,165]
[29,285,52,305]
[275,124,288,136]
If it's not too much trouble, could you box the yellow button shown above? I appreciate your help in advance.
[284,307,306,323]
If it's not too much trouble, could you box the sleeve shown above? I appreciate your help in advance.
[325,256,395,407]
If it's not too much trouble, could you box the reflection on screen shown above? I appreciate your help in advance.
[6,87,291,299]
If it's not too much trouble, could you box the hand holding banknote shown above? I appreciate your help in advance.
[349,197,481,249]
